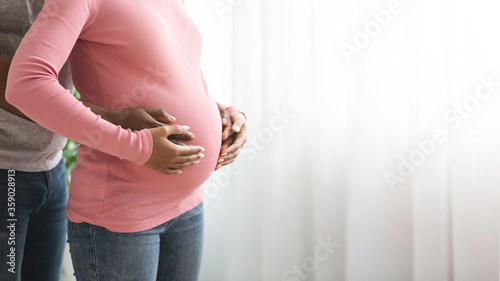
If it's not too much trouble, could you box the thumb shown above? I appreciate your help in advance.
[144,108,175,123]
[230,112,246,133]
[232,120,244,133]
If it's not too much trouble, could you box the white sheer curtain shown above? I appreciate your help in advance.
[185,0,500,280]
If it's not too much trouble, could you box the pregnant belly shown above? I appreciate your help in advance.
[104,97,222,200]
[69,96,221,224]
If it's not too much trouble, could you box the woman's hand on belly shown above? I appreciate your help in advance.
[144,125,205,175]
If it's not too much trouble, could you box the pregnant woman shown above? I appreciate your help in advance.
[6,0,246,280]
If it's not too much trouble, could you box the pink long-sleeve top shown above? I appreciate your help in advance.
[6,0,235,232]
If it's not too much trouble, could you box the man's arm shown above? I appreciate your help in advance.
[0,58,187,135]
[81,101,194,140]
[0,55,31,121]
[82,101,175,131]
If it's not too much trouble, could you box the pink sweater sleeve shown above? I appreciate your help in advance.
[5,0,152,165]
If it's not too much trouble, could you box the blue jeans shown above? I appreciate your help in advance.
[0,159,68,281]
[68,202,204,281]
